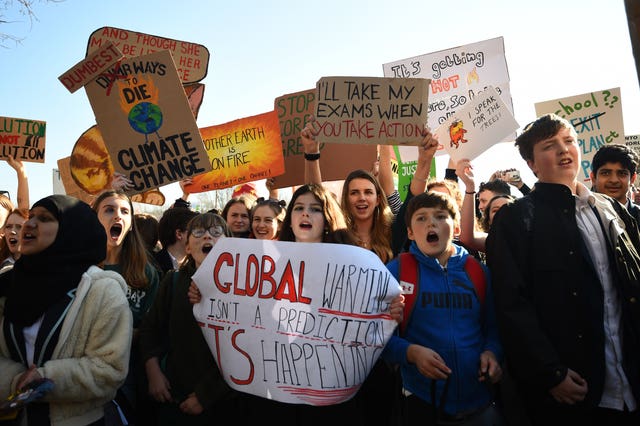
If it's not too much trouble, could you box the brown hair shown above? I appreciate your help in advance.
[278,184,354,244]
[405,191,460,228]
[515,113,576,162]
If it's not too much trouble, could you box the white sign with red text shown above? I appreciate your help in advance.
[192,238,400,406]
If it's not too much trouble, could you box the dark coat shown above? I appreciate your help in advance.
[486,183,640,414]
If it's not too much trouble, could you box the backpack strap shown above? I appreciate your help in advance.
[399,252,419,337]
[464,256,486,305]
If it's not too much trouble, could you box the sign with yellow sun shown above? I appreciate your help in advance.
[187,111,285,192]
[84,49,212,195]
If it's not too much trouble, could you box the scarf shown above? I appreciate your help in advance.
[3,195,107,327]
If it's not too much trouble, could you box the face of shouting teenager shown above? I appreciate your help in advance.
[96,196,132,249]
[3,212,27,257]
[290,193,325,243]
[407,206,459,266]
[187,225,225,267]
[20,207,59,256]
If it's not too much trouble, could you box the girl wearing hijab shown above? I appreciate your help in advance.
[0,194,133,425]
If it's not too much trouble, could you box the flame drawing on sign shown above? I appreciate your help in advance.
[467,67,479,85]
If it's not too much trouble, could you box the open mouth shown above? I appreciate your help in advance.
[22,232,35,242]
[7,237,18,246]
[110,224,123,240]
[202,243,213,254]
[427,232,439,243]
[299,222,312,229]
[559,158,572,165]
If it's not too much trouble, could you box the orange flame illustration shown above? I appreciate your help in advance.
[467,67,479,85]
[117,75,160,114]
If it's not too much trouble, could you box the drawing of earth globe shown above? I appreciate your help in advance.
[128,102,163,135]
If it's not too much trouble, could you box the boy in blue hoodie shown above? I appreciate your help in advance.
[383,191,503,423]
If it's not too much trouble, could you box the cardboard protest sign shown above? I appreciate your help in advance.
[187,111,285,192]
[272,88,378,189]
[0,116,46,163]
[58,42,124,93]
[535,87,623,182]
[625,134,640,159]
[84,50,211,195]
[87,27,209,84]
[383,36,513,156]
[435,86,518,164]
[192,238,400,405]
[314,77,430,146]
[57,156,96,205]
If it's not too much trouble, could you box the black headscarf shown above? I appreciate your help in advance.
[3,195,107,327]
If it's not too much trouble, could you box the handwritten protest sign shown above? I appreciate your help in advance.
[58,42,124,93]
[87,27,210,83]
[0,116,46,163]
[84,50,211,195]
[435,86,518,164]
[314,76,430,146]
[383,36,513,156]
[187,111,285,192]
[272,88,378,189]
[626,134,640,158]
[535,87,623,182]
[192,238,401,405]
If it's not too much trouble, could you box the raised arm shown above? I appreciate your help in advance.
[377,144,395,197]
[265,177,279,200]
[7,156,29,209]
[410,128,438,196]
[455,158,487,252]
[300,118,322,184]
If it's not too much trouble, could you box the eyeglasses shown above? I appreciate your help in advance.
[191,226,224,238]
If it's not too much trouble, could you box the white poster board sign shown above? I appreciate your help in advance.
[192,238,400,406]
[435,86,518,163]
[535,87,624,182]
[383,36,513,161]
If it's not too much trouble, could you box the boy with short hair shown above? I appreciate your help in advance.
[383,191,503,423]
[591,143,640,223]
[486,113,640,425]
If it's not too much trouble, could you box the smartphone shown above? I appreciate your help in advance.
[504,171,520,181]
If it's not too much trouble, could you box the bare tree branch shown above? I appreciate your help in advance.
[0,0,63,48]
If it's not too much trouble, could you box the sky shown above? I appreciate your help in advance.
[1,0,639,210]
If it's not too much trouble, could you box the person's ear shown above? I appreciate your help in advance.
[526,159,538,177]
[631,172,637,186]
[407,227,415,241]
[453,221,461,237]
